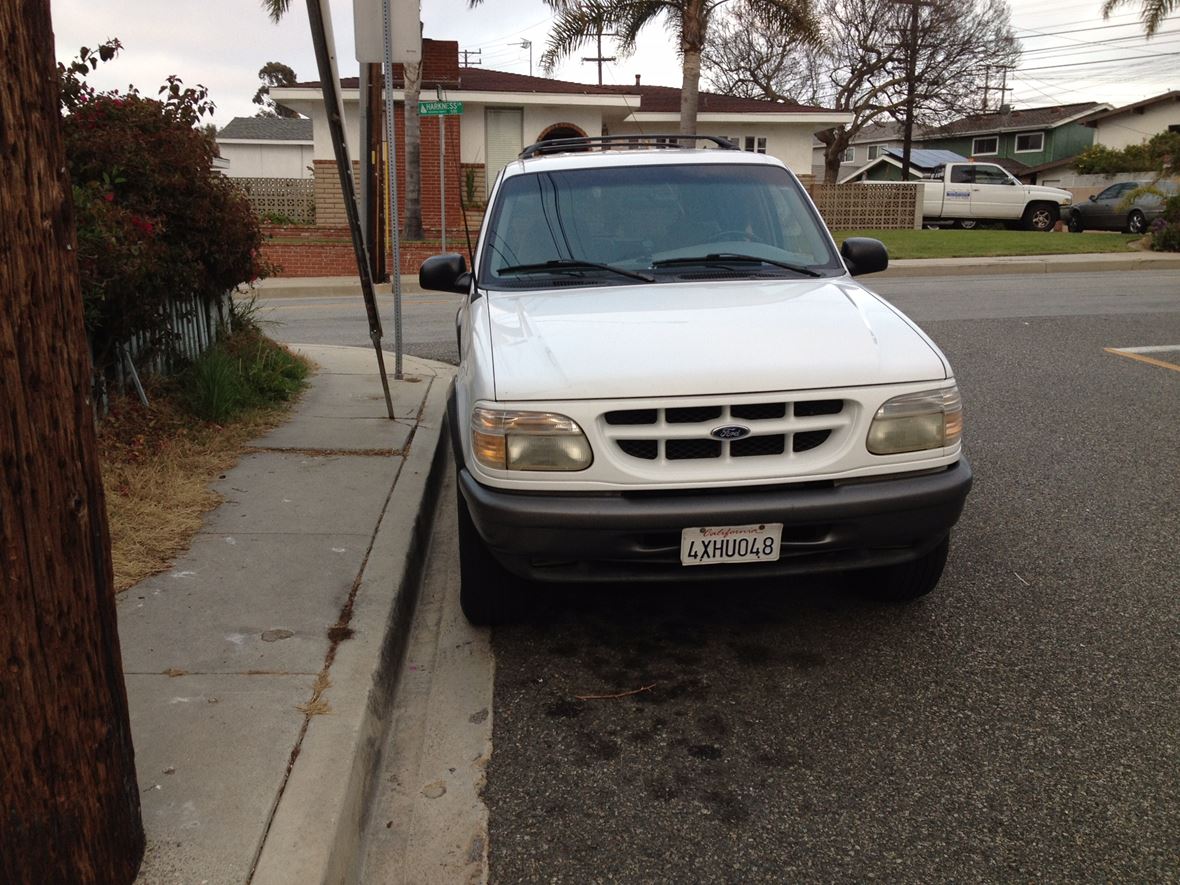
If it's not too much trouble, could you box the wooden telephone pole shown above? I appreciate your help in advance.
[0,2,144,881]
[890,0,934,179]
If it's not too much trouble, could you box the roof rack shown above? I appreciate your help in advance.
[518,134,739,159]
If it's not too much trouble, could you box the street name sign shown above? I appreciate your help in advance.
[419,100,464,116]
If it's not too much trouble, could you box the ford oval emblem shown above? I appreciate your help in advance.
[710,425,751,441]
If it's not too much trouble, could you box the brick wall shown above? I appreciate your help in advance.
[313,107,466,239]
[262,224,471,277]
[460,163,487,207]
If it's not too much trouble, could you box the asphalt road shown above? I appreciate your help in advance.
[271,272,1180,881]
[257,271,1180,364]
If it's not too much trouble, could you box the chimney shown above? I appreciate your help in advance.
[635,74,641,87]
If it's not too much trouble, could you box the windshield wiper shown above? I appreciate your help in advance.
[497,259,654,283]
[651,253,822,277]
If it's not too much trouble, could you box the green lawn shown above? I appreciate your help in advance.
[834,229,1143,260]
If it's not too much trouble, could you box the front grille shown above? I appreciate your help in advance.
[732,434,786,457]
[667,406,722,424]
[666,438,722,460]
[793,430,831,452]
[617,439,658,460]
[606,398,848,463]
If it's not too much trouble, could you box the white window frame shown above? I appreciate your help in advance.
[842,146,855,162]
[741,135,768,154]
[868,144,883,160]
[971,136,999,156]
[1014,131,1044,153]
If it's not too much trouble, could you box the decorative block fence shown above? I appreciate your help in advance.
[806,182,921,230]
[235,177,316,225]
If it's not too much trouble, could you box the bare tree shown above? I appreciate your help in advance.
[1,2,143,881]
[706,0,1019,182]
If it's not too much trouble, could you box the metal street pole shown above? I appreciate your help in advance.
[436,86,447,252]
[305,0,396,416]
[382,0,404,378]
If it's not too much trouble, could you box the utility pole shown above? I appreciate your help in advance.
[982,65,990,113]
[890,0,933,180]
[2,3,144,880]
[581,31,617,85]
[460,48,482,67]
[513,39,533,76]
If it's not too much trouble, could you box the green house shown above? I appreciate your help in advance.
[915,102,1111,177]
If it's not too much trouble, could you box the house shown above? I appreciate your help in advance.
[215,117,314,179]
[838,148,966,184]
[811,122,906,181]
[913,101,1110,179]
[269,39,851,234]
[1017,92,1180,198]
[1084,90,1180,149]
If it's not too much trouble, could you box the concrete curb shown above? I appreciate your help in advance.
[878,252,1180,278]
[250,375,451,885]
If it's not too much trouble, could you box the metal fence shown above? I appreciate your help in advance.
[806,182,922,230]
[235,177,315,225]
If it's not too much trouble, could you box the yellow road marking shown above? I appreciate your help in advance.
[1104,347,1180,374]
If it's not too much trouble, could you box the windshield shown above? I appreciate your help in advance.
[478,163,843,288]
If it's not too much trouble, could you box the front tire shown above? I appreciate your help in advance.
[951,219,978,230]
[456,487,525,626]
[1068,211,1084,233]
[852,536,950,602]
[1023,203,1059,232]
[1127,209,1147,234]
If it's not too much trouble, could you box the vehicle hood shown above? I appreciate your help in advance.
[483,278,948,401]
[1025,184,1073,203]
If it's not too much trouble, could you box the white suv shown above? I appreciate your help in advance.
[420,136,972,625]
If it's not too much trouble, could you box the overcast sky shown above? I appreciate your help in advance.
[50,0,1178,129]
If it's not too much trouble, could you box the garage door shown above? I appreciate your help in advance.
[485,108,523,198]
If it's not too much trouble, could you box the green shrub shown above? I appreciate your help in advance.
[185,348,248,423]
[60,42,271,378]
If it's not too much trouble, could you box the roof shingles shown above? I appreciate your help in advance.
[217,117,312,141]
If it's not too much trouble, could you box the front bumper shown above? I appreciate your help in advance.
[459,458,973,582]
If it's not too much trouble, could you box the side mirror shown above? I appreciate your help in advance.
[841,237,889,277]
[1089,194,1097,202]
[419,253,471,294]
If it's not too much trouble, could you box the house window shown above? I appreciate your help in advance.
[972,136,999,155]
[868,144,884,160]
[1015,132,1044,153]
[741,136,768,153]
[842,146,855,162]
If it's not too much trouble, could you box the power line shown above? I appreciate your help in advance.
[1027,49,1180,70]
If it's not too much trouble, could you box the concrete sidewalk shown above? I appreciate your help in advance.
[252,249,1180,297]
[120,345,455,884]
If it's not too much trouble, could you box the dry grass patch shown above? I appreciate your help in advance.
[100,350,311,591]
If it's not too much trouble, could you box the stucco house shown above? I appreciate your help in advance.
[913,102,1110,179]
[811,122,906,182]
[270,39,851,235]
[1085,90,1180,149]
[215,117,314,179]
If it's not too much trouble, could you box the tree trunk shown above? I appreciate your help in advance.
[679,47,702,137]
[403,60,424,240]
[0,3,144,882]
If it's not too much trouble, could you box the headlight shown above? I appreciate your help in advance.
[1062,196,1073,206]
[471,407,593,471]
[866,386,962,455]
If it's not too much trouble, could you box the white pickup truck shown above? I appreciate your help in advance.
[921,162,1073,231]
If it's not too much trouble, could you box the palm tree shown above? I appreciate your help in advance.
[538,0,818,136]
[1102,0,1176,36]
[261,0,424,240]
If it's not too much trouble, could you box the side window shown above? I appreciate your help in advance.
[950,166,973,184]
[1096,184,1124,201]
[973,166,1013,185]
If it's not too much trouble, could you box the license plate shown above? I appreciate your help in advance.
[680,523,783,566]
